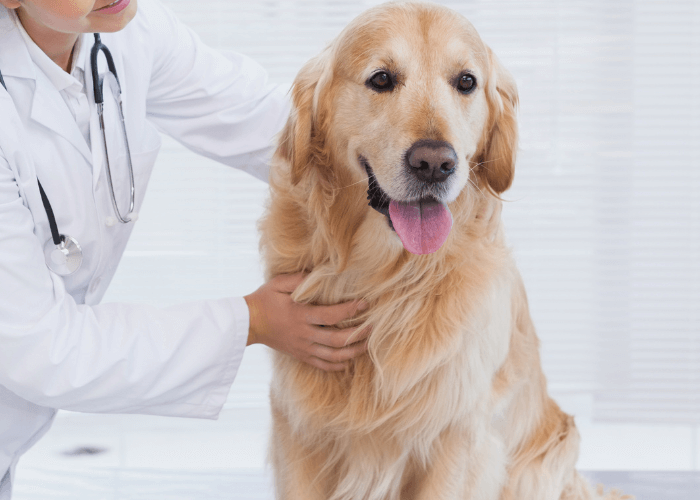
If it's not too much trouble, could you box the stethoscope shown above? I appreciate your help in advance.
[0,34,136,276]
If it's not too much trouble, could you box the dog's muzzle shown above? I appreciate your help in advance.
[362,156,454,255]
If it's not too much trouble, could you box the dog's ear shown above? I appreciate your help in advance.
[277,51,333,185]
[477,46,519,195]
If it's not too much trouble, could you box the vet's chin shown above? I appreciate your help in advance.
[362,157,454,256]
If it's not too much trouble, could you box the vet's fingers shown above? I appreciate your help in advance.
[320,325,372,348]
[272,272,307,294]
[308,357,350,372]
[312,340,368,364]
[307,300,368,327]
[350,325,372,343]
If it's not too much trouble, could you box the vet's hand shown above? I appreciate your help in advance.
[244,273,370,371]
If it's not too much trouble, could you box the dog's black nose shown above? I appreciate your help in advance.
[406,140,458,183]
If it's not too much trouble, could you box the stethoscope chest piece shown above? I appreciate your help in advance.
[43,235,83,276]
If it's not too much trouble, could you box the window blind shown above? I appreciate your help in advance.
[104,0,700,423]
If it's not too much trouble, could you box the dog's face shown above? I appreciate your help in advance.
[281,3,518,256]
[335,8,490,205]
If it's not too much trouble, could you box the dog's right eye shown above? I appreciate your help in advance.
[367,71,394,92]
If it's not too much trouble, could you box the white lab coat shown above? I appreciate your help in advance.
[0,0,289,496]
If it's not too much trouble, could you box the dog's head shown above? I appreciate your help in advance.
[277,2,517,257]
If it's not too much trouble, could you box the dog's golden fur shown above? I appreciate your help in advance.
[259,3,632,499]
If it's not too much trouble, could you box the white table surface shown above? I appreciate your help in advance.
[13,468,700,499]
[582,471,700,500]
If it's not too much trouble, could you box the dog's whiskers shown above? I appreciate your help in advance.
[335,177,371,191]
[467,176,486,197]
[467,156,506,173]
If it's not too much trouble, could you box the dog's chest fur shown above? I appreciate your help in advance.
[262,186,516,461]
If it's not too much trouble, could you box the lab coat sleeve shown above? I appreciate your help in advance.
[0,152,248,418]
[142,0,291,183]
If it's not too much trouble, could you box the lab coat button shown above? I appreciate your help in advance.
[105,216,117,227]
[90,277,101,293]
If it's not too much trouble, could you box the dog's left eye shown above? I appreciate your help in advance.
[456,73,477,94]
[367,71,394,92]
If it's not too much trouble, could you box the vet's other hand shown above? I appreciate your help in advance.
[244,273,370,371]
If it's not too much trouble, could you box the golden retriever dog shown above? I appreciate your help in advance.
[259,2,632,499]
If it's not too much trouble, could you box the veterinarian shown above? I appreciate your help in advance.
[0,0,370,497]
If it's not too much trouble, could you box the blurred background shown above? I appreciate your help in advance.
[14,0,700,498]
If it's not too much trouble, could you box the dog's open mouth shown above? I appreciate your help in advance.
[363,158,453,255]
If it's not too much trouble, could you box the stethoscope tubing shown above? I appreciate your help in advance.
[37,180,63,246]
[92,33,136,224]
[91,34,118,105]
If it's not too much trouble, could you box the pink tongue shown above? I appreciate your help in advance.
[388,199,453,255]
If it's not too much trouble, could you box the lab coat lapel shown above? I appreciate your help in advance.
[0,78,44,223]
[0,8,47,210]
[0,8,93,165]
[29,76,93,165]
